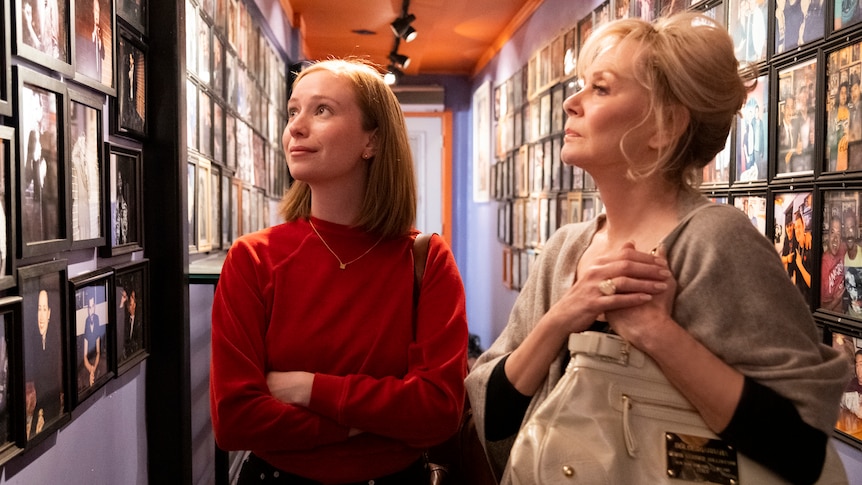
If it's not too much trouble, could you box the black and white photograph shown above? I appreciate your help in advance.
[18,259,68,447]
[73,0,114,94]
[15,0,72,75]
[114,28,146,137]
[117,0,146,35]
[0,126,15,292]
[14,67,69,258]
[102,144,141,257]
[69,90,104,249]
[114,259,148,375]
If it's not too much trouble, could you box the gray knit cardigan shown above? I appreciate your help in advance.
[465,198,849,484]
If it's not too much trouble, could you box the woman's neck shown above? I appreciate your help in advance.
[595,176,686,251]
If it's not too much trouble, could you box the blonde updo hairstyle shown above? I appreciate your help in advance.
[278,58,417,238]
[577,12,754,190]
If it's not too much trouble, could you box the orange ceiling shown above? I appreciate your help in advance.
[278,0,543,77]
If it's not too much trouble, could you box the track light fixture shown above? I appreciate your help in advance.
[390,13,417,42]
[389,51,410,69]
[384,65,403,85]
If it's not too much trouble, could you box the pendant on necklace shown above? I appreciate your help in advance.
[339,263,346,270]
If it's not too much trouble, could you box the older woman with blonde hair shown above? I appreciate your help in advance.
[467,12,848,485]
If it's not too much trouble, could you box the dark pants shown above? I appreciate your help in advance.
[236,453,429,485]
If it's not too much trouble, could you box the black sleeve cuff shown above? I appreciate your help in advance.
[484,354,533,442]
[719,377,827,485]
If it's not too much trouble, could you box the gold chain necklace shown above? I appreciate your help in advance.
[309,219,384,270]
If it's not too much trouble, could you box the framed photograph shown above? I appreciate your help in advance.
[68,89,104,250]
[113,259,148,375]
[0,127,15,292]
[68,269,113,407]
[14,67,69,258]
[728,0,766,63]
[828,324,862,448]
[231,177,241,240]
[102,144,142,257]
[774,191,814,308]
[188,160,197,250]
[732,195,767,235]
[197,158,212,253]
[220,173,231,247]
[700,135,731,185]
[14,0,72,76]
[186,80,198,151]
[0,0,12,117]
[0,296,22,462]
[822,190,862,316]
[210,164,221,250]
[734,74,769,182]
[73,0,114,95]
[471,80,491,203]
[826,41,862,172]
[113,27,146,138]
[777,58,817,176]
[18,259,69,447]
[199,90,212,158]
[117,0,146,35]
[775,0,824,54]
[502,246,512,289]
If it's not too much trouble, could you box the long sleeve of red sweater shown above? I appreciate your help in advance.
[210,219,468,482]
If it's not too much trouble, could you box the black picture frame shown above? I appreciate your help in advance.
[0,0,11,117]
[825,40,862,173]
[68,268,113,407]
[113,259,148,375]
[101,143,142,257]
[13,66,70,258]
[821,190,862,317]
[117,0,146,36]
[827,324,862,449]
[774,0,824,55]
[774,191,814,308]
[0,296,23,462]
[776,58,817,177]
[72,0,115,95]
[112,26,146,138]
[18,259,69,448]
[734,74,769,182]
[0,126,16,292]
[14,0,73,76]
[68,88,105,250]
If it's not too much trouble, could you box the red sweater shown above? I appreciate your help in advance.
[210,217,468,483]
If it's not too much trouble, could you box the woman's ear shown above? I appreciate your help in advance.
[363,129,378,160]
[648,105,690,150]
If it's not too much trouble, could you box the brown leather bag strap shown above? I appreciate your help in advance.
[412,233,433,340]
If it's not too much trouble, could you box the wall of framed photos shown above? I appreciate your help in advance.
[185,0,289,256]
[486,0,862,462]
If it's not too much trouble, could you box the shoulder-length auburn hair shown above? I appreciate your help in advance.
[278,58,417,239]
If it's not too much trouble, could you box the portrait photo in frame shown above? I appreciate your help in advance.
[0,296,22,462]
[14,67,70,258]
[728,0,767,64]
[774,191,814,308]
[112,27,146,138]
[822,190,862,317]
[117,0,146,36]
[0,126,16,292]
[826,40,862,172]
[18,259,69,448]
[14,0,72,76]
[68,268,113,407]
[827,324,862,448]
[777,58,817,177]
[69,89,104,250]
[102,143,141,257]
[113,259,148,375]
[0,0,12,117]
[734,74,769,182]
[72,0,115,95]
